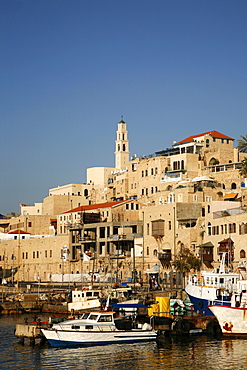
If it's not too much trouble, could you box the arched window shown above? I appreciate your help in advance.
[168,193,175,203]
[231,183,237,189]
[217,192,223,200]
[206,139,210,148]
[84,189,88,197]
[202,207,205,217]
[151,168,154,175]
[240,250,246,259]
[207,222,211,236]
[123,144,126,151]
[153,249,158,256]
[181,160,184,170]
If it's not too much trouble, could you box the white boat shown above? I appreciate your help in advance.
[68,289,102,313]
[41,311,157,346]
[185,253,239,315]
[208,276,247,335]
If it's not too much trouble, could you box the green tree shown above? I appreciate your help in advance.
[172,248,202,289]
[237,135,247,153]
[239,157,247,178]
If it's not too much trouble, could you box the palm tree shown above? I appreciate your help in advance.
[237,135,247,153]
[239,157,247,178]
[172,248,201,289]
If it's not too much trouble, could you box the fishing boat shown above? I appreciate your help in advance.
[208,269,247,335]
[41,311,157,346]
[68,289,102,313]
[185,253,240,315]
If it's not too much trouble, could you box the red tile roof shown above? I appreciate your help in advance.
[63,200,127,214]
[8,230,30,235]
[175,131,234,145]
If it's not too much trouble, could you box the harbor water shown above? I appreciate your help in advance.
[1,315,247,369]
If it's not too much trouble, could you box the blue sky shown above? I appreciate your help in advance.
[1,0,246,215]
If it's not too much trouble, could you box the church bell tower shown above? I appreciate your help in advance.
[115,118,130,170]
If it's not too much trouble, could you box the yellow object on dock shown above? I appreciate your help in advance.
[148,297,172,317]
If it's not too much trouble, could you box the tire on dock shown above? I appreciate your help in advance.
[173,318,194,334]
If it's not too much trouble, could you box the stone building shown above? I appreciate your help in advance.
[0,120,247,283]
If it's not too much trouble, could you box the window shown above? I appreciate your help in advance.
[126,204,129,210]
[240,250,246,258]
[28,222,32,227]
[50,250,52,257]
[206,139,210,148]
[169,221,172,230]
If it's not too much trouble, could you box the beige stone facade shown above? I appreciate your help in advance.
[1,124,247,283]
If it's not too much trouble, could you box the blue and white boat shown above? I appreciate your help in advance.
[185,253,240,315]
[41,311,157,346]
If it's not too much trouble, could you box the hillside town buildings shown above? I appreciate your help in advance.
[0,120,247,285]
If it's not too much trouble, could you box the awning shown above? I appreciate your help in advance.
[198,242,214,248]
[223,193,238,200]
[192,176,214,182]
[111,303,148,308]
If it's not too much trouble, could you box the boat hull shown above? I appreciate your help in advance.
[41,328,157,346]
[186,285,231,316]
[208,305,247,336]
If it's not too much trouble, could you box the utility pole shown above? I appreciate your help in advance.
[16,220,21,294]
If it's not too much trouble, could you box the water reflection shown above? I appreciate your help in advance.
[1,315,247,369]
